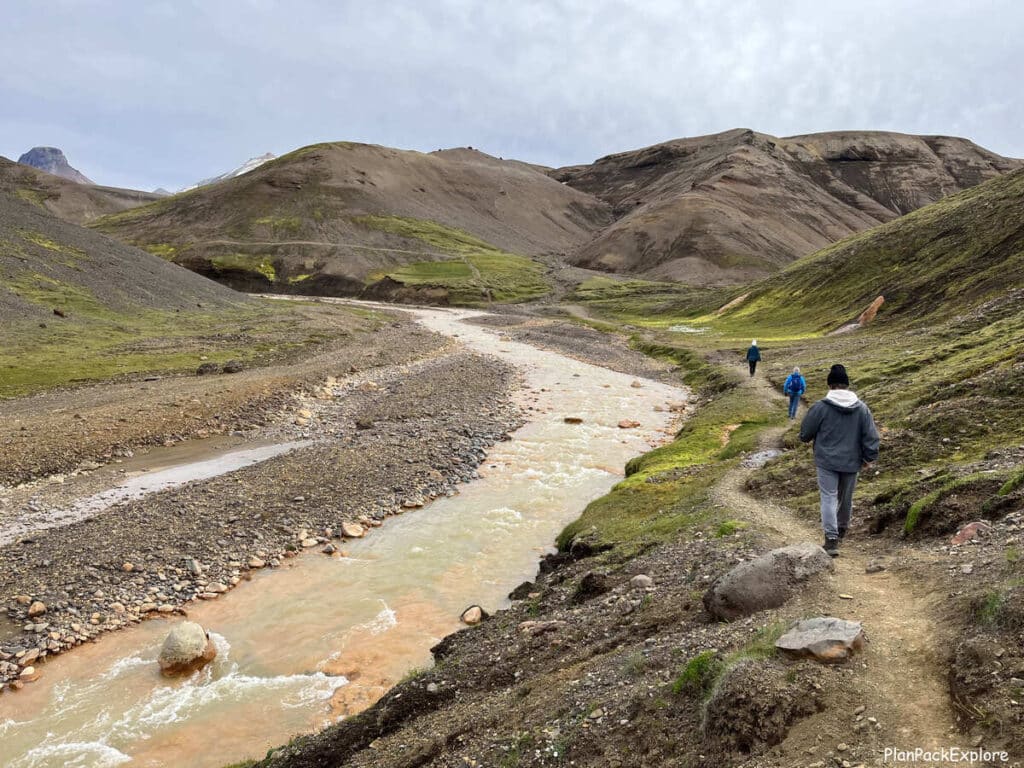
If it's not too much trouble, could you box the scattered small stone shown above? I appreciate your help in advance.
[865,562,886,574]
[341,522,366,538]
[839,593,854,600]
[952,521,992,546]
[617,419,641,429]
[630,574,654,589]
[27,601,46,617]
[222,360,244,374]
[563,417,583,425]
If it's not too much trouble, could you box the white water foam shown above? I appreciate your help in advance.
[360,600,398,636]
[9,741,131,768]
[5,631,346,768]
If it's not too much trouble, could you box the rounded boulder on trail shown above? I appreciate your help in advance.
[703,542,834,621]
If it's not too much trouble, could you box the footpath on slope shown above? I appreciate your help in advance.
[712,367,966,763]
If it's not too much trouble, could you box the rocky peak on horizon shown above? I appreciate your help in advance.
[17,146,93,185]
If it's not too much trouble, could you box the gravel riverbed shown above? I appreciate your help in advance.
[0,327,521,687]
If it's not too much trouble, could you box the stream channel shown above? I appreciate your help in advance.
[0,307,689,768]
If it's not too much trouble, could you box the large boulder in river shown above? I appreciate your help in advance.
[703,542,833,621]
[158,621,217,676]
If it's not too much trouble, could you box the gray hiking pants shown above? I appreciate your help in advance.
[816,466,859,539]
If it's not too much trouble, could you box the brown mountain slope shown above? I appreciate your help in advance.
[554,129,1022,284]
[92,143,613,300]
[0,189,242,324]
[0,156,164,225]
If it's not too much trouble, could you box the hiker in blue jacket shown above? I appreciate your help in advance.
[799,364,880,557]
[746,340,761,376]
[783,366,806,419]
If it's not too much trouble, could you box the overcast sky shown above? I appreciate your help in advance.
[2,0,1021,191]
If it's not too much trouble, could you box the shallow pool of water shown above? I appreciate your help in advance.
[0,307,688,768]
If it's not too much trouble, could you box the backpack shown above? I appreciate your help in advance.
[785,374,803,395]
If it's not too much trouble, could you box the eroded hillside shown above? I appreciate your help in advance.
[555,129,1021,284]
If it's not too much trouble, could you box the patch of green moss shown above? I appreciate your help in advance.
[0,300,372,399]
[18,229,87,259]
[137,242,179,259]
[359,215,550,304]
[715,520,748,537]
[287,273,312,284]
[15,188,54,208]
[998,467,1024,496]
[210,253,276,282]
[672,650,723,698]
[5,273,105,314]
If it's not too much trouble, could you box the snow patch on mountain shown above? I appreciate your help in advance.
[179,153,276,192]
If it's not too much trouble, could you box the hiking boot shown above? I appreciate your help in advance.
[823,537,839,557]
[838,526,848,540]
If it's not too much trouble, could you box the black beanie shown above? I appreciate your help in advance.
[827,364,850,387]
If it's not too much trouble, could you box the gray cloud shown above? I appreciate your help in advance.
[2,0,1021,190]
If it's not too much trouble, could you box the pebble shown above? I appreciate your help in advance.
[27,601,47,617]
[341,522,366,538]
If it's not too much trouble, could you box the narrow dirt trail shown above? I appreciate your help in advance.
[712,367,965,760]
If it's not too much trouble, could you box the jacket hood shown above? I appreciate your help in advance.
[824,389,861,412]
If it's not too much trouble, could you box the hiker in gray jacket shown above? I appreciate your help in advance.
[799,364,880,557]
